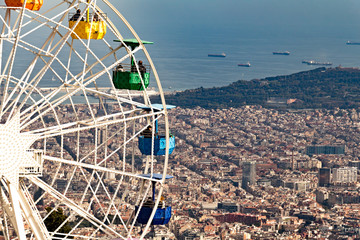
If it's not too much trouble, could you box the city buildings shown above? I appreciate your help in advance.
[164,105,360,239]
[241,161,256,189]
[332,167,357,184]
[306,145,345,156]
[319,168,331,187]
[38,104,360,239]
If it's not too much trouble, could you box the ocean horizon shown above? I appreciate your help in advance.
[118,0,360,91]
[5,0,360,93]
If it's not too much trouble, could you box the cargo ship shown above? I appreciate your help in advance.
[346,41,360,45]
[208,53,226,57]
[238,62,251,67]
[273,51,290,55]
[302,60,332,66]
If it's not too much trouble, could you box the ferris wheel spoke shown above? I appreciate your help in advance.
[102,179,132,234]
[28,176,123,238]
[12,15,87,116]
[46,166,131,238]
[59,169,115,237]
[26,109,154,137]
[18,84,92,128]
[36,116,160,167]
[43,155,162,183]
[51,121,125,172]
[2,0,70,39]
[0,75,34,116]
[0,76,64,127]
[18,4,71,40]
[62,39,124,83]
[18,70,138,129]
[18,181,50,240]
[0,55,52,119]
[0,7,28,118]
[0,37,74,114]
[0,9,12,37]
[0,180,27,240]
[80,169,151,239]
[17,43,142,126]
[4,4,77,88]
[23,102,162,137]
[76,169,125,233]
[111,175,137,229]
[93,174,132,230]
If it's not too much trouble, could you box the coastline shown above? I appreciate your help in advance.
[158,67,360,109]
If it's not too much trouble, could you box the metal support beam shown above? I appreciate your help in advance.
[7,183,26,240]
[18,181,50,240]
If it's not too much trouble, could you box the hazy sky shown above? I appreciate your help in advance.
[119,0,360,40]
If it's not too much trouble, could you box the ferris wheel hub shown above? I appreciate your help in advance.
[0,114,39,186]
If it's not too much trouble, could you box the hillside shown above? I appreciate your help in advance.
[159,67,360,109]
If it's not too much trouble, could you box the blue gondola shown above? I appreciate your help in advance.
[135,174,173,225]
[135,206,172,225]
[138,135,175,155]
[138,104,176,156]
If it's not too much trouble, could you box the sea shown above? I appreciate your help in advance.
[118,0,360,91]
[5,0,360,93]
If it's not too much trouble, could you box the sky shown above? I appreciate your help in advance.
[118,0,360,41]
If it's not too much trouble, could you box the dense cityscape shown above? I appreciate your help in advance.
[3,0,360,239]
[159,105,360,239]
[39,103,360,239]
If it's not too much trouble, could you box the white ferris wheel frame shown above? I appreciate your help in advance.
[0,0,172,239]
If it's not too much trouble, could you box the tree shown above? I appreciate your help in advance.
[44,207,72,237]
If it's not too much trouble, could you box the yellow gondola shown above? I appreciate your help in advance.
[68,6,106,40]
[68,20,106,40]
[5,0,43,11]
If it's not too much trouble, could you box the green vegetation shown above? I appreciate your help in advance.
[44,207,72,237]
[159,67,360,109]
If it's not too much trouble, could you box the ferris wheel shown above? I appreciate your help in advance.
[0,0,175,239]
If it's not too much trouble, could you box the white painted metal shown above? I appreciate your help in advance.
[8,183,26,240]
[0,0,172,239]
[18,181,50,240]
[0,113,38,187]
[0,183,21,239]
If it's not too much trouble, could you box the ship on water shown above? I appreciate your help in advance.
[208,53,226,57]
[238,62,251,67]
[273,51,290,55]
[346,41,360,45]
[302,60,332,66]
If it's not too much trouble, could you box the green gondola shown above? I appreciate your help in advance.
[113,39,153,90]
